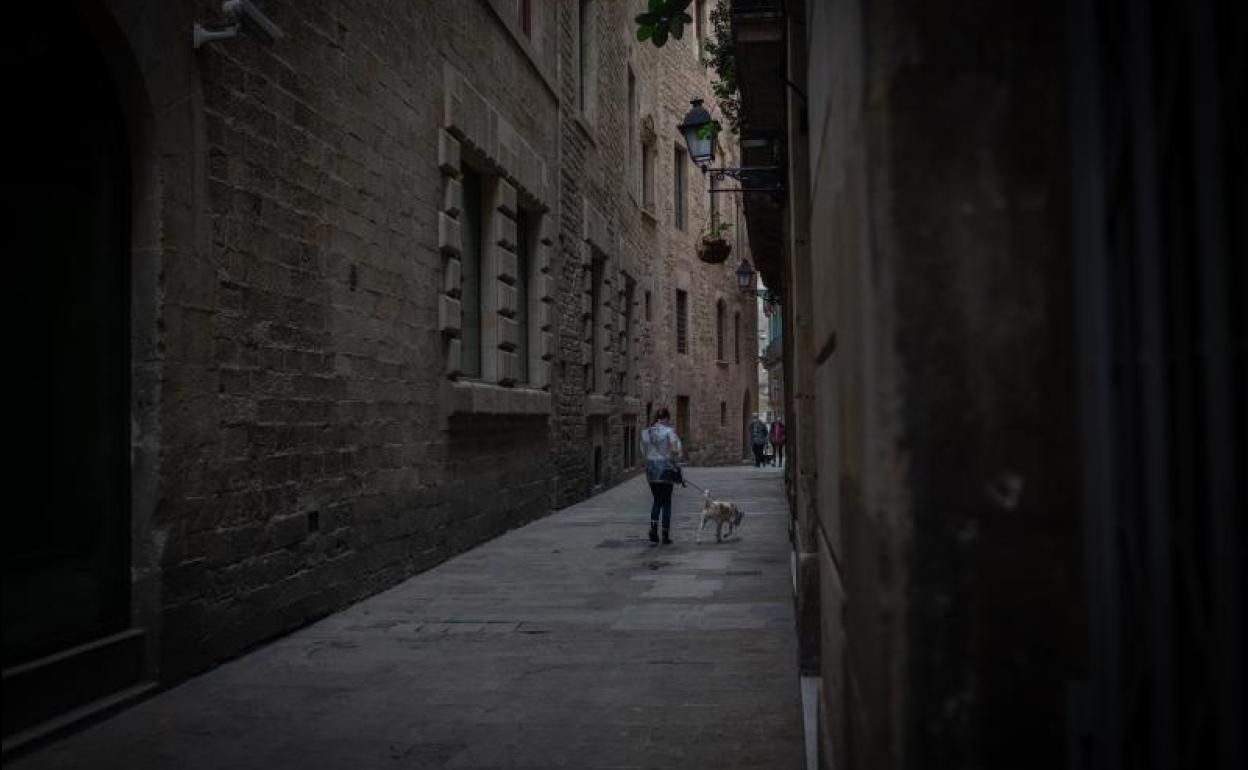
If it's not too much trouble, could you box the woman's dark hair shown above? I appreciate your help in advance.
[653,406,671,424]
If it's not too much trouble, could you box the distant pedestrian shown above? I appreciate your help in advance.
[770,416,785,467]
[641,407,683,544]
[749,414,768,467]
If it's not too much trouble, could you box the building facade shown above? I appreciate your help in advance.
[731,0,1245,769]
[4,0,756,748]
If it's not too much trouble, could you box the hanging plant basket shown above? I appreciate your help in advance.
[697,237,732,264]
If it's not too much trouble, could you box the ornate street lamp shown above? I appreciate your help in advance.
[677,97,786,196]
[735,258,756,295]
[677,99,716,169]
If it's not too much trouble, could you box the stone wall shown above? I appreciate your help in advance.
[151,0,570,678]
[42,0,757,697]
[798,1,1084,767]
[553,0,757,503]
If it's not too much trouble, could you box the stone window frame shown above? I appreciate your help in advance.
[627,66,638,204]
[577,0,598,127]
[676,288,689,355]
[734,310,741,363]
[438,64,555,421]
[694,0,707,61]
[580,198,614,398]
[715,297,727,363]
[673,144,687,230]
[620,275,637,397]
[640,114,657,215]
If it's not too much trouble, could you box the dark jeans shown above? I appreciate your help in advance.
[774,442,785,466]
[752,442,766,467]
[649,482,673,528]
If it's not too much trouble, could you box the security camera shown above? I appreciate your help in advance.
[223,0,284,45]
[194,0,284,48]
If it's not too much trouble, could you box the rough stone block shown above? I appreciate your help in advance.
[532,273,552,301]
[439,295,462,334]
[534,242,552,273]
[442,177,462,217]
[492,179,518,218]
[445,337,462,377]
[533,299,551,330]
[494,215,517,251]
[496,248,518,284]
[438,130,461,176]
[439,212,461,256]
[529,359,550,389]
[496,282,518,317]
[443,65,492,156]
[497,316,519,350]
[497,350,519,384]
[443,257,462,297]
[582,198,610,252]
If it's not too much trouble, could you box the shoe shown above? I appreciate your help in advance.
[648,523,659,543]
[661,529,672,545]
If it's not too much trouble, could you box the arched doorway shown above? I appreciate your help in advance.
[6,8,131,669]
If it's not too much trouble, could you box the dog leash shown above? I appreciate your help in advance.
[682,477,708,494]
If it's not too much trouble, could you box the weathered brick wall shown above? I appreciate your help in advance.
[90,0,756,688]
[800,1,1084,767]
[158,0,563,678]
[554,0,758,500]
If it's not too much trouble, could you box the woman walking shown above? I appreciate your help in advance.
[641,407,683,544]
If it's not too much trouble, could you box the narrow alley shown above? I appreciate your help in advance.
[12,467,803,770]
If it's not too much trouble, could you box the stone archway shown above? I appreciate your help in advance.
[4,0,197,742]
[8,4,133,673]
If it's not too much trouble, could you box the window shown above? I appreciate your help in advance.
[519,0,532,37]
[734,311,741,363]
[628,68,638,199]
[514,209,532,384]
[716,299,726,361]
[642,142,656,210]
[673,147,686,229]
[589,258,605,392]
[720,401,727,427]
[676,289,688,354]
[578,1,595,119]
[645,290,652,322]
[459,165,483,377]
[695,0,706,61]
[622,277,635,395]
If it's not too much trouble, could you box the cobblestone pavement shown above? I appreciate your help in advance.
[14,467,802,770]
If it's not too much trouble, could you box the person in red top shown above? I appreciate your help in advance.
[770,416,786,467]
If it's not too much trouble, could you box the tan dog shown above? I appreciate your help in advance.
[696,490,745,543]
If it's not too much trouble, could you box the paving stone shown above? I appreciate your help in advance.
[12,467,801,770]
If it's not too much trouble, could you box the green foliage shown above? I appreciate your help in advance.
[705,217,732,240]
[702,0,741,134]
[634,0,694,48]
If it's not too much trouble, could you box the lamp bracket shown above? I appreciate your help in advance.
[703,165,786,194]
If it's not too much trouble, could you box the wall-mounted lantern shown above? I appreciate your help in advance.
[735,259,756,295]
[677,99,716,169]
[677,97,785,197]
